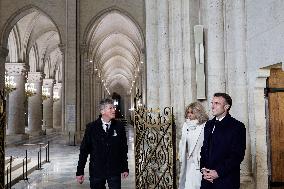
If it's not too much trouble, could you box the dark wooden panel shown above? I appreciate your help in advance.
[269,69,284,182]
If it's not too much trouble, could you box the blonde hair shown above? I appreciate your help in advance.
[184,102,209,124]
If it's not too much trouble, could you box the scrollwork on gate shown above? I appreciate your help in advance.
[134,91,176,189]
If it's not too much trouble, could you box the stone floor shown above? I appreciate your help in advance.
[6,125,259,189]
[8,125,135,189]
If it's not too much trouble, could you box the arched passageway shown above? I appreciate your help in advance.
[81,9,145,127]
[3,8,63,143]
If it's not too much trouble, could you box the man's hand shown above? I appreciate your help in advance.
[208,170,219,180]
[76,175,85,184]
[121,172,129,179]
[201,168,219,183]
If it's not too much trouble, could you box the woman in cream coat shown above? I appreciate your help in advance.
[179,102,209,189]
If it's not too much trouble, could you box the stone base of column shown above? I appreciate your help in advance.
[26,129,44,136]
[42,126,55,134]
[53,127,62,132]
[6,134,29,145]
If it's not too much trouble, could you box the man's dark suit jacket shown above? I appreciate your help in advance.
[200,114,246,189]
[76,118,129,178]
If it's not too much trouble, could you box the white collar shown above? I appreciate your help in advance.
[101,118,111,125]
[216,115,225,121]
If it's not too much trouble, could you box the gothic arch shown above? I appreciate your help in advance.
[0,5,62,48]
[82,6,145,95]
[82,6,145,49]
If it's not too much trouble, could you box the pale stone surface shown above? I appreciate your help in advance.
[6,63,26,135]
[157,0,170,107]
[225,0,252,179]
[145,0,159,108]
[206,0,225,105]
[53,83,62,130]
[169,0,185,130]
[253,70,270,189]
[42,79,54,130]
[27,72,44,135]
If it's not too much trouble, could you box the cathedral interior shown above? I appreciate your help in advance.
[0,0,284,188]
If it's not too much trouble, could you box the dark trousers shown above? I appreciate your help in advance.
[90,175,121,189]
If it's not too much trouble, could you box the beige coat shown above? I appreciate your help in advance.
[178,120,205,189]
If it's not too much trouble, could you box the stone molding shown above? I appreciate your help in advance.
[54,83,62,90]
[58,43,66,55]
[27,72,44,83]
[5,63,26,76]
[80,43,87,54]
[43,78,54,88]
[0,46,8,58]
[254,68,270,189]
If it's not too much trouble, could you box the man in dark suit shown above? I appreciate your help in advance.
[200,93,246,189]
[76,98,129,189]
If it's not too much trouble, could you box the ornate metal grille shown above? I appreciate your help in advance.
[134,95,176,189]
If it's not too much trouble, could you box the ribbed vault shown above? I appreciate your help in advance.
[7,10,62,81]
[85,10,144,94]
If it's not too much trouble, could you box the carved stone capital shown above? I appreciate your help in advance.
[53,82,62,90]
[27,72,44,83]
[43,78,54,88]
[5,63,26,76]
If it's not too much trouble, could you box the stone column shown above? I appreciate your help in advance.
[182,0,196,103]
[169,0,185,128]
[5,63,27,140]
[254,69,270,189]
[225,0,252,182]
[42,78,54,132]
[145,0,159,108]
[0,46,8,188]
[207,0,225,104]
[158,0,170,107]
[0,47,8,88]
[94,78,101,119]
[27,72,43,135]
[58,44,65,133]
[53,83,62,131]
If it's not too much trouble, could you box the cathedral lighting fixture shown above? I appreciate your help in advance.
[25,83,36,97]
[42,87,50,100]
[5,72,16,94]
[53,91,60,102]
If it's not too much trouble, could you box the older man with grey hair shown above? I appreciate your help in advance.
[76,98,129,189]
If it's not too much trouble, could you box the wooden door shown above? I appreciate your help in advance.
[268,68,284,184]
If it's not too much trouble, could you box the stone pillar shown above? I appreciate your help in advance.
[94,78,102,119]
[169,0,185,128]
[145,0,159,108]
[158,0,170,107]
[182,0,196,103]
[207,0,225,104]
[0,46,8,188]
[254,69,270,189]
[0,47,8,88]
[42,78,54,132]
[53,83,62,131]
[225,0,252,182]
[27,72,43,135]
[58,44,66,133]
[5,63,28,140]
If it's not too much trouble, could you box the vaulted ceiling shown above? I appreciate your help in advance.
[85,11,144,95]
[7,10,62,82]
